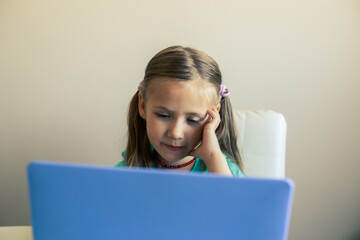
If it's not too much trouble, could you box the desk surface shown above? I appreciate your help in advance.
[0,226,33,240]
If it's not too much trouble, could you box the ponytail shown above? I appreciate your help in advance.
[125,91,153,167]
[216,96,244,173]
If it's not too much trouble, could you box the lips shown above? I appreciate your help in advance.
[163,143,184,151]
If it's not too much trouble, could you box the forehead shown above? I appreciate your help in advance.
[146,78,218,112]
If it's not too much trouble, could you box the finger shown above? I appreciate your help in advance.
[206,108,221,129]
[206,109,219,126]
[188,146,200,159]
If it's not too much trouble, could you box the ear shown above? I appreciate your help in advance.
[138,91,146,119]
[216,102,221,112]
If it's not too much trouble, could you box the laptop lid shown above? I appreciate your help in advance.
[27,161,294,240]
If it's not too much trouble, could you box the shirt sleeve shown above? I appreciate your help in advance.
[225,155,245,177]
[114,152,127,167]
[114,160,126,167]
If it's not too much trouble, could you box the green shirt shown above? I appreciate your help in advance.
[115,152,244,177]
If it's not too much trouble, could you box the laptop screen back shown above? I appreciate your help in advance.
[27,161,294,240]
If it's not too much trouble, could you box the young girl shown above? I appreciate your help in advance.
[115,46,244,176]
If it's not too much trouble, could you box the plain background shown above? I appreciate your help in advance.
[1,0,359,239]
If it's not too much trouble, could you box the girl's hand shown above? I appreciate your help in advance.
[189,107,232,176]
[189,106,222,160]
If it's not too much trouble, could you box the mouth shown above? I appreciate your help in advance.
[163,143,184,151]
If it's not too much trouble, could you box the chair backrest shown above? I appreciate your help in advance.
[234,109,287,178]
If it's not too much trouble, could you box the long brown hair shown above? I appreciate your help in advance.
[125,46,243,171]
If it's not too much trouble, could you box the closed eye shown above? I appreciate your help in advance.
[155,113,170,119]
[187,118,200,125]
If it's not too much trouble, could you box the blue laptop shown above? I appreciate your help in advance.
[27,161,294,240]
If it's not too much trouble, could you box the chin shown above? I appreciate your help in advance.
[160,155,183,163]
[157,152,188,163]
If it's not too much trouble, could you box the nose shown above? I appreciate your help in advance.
[167,120,184,140]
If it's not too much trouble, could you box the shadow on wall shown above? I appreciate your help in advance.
[348,222,360,240]
[347,237,360,240]
[347,232,360,240]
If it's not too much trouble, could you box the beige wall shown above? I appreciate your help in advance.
[1,0,359,239]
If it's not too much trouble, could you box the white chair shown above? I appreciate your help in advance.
[234,109,287,178]
[0,226,33,240]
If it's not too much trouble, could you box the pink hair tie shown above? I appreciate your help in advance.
[220,84,230,97]
[138,80,144,91]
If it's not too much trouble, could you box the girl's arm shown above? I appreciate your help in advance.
[190,107,232,176]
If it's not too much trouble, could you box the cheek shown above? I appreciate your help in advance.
[146,118,163,138]
[187,125,205,144]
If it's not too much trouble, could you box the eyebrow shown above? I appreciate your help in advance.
[152,106,206,118]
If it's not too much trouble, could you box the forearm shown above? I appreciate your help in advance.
[204,151,232,176]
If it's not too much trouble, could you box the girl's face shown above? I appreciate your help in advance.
[139,78,218,164]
